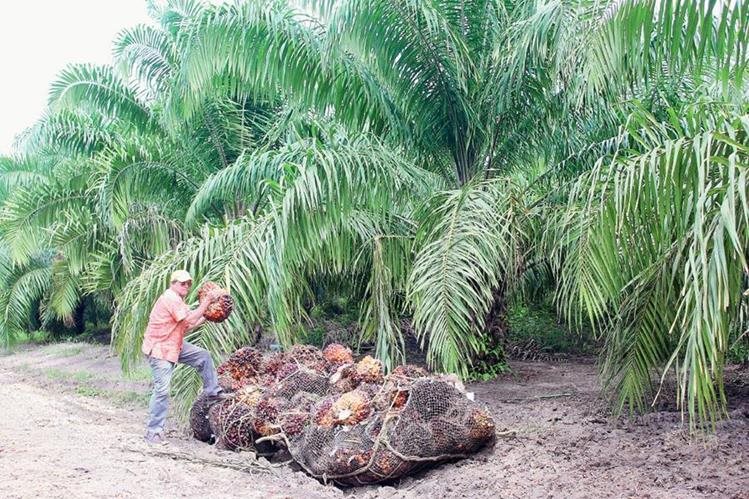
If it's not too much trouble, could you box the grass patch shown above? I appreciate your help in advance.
[124,365,152,382]
[45,368,69,380]
[45,368,95,382]
[48,343,86,358]
[506,300,597,357]
[74,383,149,408]
[75,384,107,397]
[111,390,150,408]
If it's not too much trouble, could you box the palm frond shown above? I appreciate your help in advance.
[408,180,520,376]
[48,64,153,128]
[114,23,178,96]
[0,257,53,348]
[555,106,749,426]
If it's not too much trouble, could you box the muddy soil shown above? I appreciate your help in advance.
[1,343,747,498]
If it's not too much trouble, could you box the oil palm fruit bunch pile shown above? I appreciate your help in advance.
[216,346,265,391]
[197,281,234,322]
[191,343,495,485]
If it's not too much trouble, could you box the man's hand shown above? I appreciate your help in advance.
[189,289,223,329]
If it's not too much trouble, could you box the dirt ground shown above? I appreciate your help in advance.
[0,343,747,498]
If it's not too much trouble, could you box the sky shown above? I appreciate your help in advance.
[0,1,154,156]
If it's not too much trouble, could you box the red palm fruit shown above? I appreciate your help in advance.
[217,372,238,392]
[330,389,371,426]
[467,408,496,441]
[217,347,263,390]
[331,448,373,475]
[197,281,221,302]
[253,397,281,437]
[279,411,310,437]
[349,449,373,469]
[204,294,234,322]
[372,378,409,412]
[275,362,300,381]
[329,363,358,393]
[313,397,336,428]
[323,343,353,365]
[372,449,402,477]
[262,352,288,376]
[207,399,255,451]
[391,389,409,409]
[198,281,233,322]
[392,364,429,378]
[353,355,383,384]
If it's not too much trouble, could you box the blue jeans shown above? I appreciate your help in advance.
[145,340,220,437]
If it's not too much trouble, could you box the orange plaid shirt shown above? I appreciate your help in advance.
[142,289,192,363]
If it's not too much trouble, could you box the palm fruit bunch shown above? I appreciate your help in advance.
[429,417,464,453]
[278,410,311,437]
[287,344,327,373]
[389,414,433,456]
[467,408,496,443]
[189,392,218,442]
[322,343,353,367]
[353,355,384,384]
[372,378,410,412]
[198,281,234,322]
[409,380,458,419]
[369,448,405,479]
[392,364,428,379]
[317,389,372,427]
[262,352,288,377]
[205,295,234,322]
[329,363,358,393]
[218,372,244,392]
[312,396,337,428]
[268,365,330,401]
[217,346,263,389]
[330,447,373,475]
[253,396,283,437]
[208,398,255,451]
[235,384,264,409]
[274,362,300,381]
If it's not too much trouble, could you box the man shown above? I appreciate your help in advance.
[142,269,223,444]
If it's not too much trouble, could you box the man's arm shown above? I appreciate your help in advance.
[183,288,224,330]
[184,299,212,329]
[186,314,206,332]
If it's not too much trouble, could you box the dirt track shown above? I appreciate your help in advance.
[1,344,747,498]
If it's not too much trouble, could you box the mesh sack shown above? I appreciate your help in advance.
[287,345,327,373]
[193,344,496,486]
[329,364,359,393]
[189,392,217,442]
[286,378,495,486]
[271,367,330,399]
[208,398,256,451]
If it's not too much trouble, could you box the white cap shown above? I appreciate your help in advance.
[170,269,192,283]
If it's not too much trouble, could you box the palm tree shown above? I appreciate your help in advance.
[4,0,747,427]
